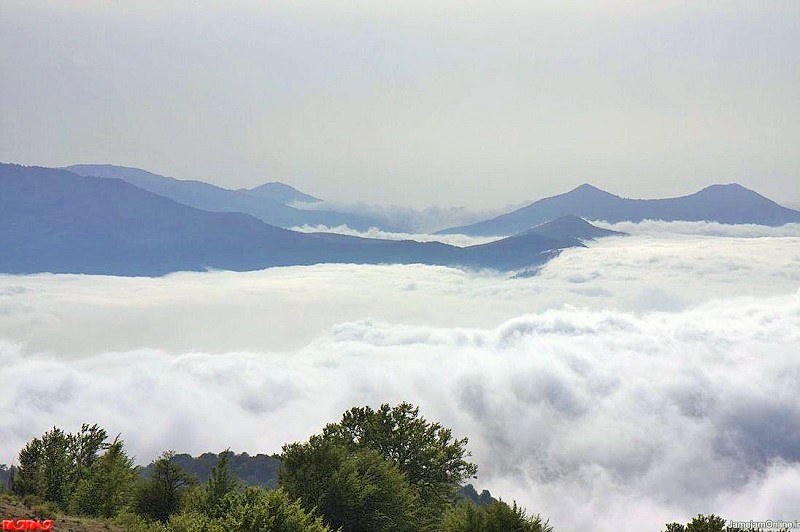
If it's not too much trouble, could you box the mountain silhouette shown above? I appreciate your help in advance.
[440,183,800,236]
[1,164,598,276]
[240,182,321,205]
[64,164,391,231]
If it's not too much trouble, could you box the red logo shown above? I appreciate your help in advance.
[1,521,53,531]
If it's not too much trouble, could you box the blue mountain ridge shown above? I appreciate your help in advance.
[440,183,800,236]
[64,164,391,231]
[1,164,594,276]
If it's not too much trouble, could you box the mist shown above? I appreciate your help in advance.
[1,224,799,531]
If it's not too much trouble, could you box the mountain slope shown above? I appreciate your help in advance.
[522,215,625,241]
[242,182,321,204]
[1,164,594,276]
[64,164,389,231]
[440,183,800,236]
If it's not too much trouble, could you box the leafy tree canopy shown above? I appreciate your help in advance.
[135,450,196,522]
[443,500,553,532]
[13,423,108,509]
[294,403,476,504]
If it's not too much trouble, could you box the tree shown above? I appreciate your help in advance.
[135,451,196,522]
[281,403,478,530]
[169,487,333,532]
[182,449,245,519]
[443,500,553,532]
[70,438,138,517]
[319,449,420,531]
[324,404,475,504]
[12,424,108,509]
[68,423,108,486]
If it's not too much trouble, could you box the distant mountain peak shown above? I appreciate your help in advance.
[439,181,800,236]
[694,183,767,200]
[567,183,615,197]
[0,163,586,275]
[545,214,588,224]
[699,182,750,192]
[523,215,625,241]
[243,182,321,205]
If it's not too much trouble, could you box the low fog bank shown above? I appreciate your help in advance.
[1,225,798,531]
[289,224,500,247]
[292,219,800,244]
[593,220,800,238]
[295,200,516,233]
[1,229,797,357]
[1,291,798,532]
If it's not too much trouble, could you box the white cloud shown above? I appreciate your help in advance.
[1,292,798,531]
[290,224,500,247]
[1,226,799,531]
[295,201,515,233]
[593,220,800,238]
[1,232,797,357]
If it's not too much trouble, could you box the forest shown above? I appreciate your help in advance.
[0,403,770,532]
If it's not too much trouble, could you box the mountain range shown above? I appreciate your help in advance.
[64,164,391,231]
[0,164,591,276]
[3,162,797,276]
[440,183,800,236]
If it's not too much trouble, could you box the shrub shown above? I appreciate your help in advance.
[443,500,553,532]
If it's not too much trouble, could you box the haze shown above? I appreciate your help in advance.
[2,0,799,208]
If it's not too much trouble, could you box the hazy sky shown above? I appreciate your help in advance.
[1,1,798,208]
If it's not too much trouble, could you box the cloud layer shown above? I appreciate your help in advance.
[1,225,799,531]
[1,292,798,531]
[290,224,500,247]
[593,220,800,238]
[2,226,796,356]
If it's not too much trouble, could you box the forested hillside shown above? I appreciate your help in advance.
[1,404,768,531]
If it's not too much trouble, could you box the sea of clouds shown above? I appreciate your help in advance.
[290,224,500,247]
[293,200,516,234]
[1,221,799,532]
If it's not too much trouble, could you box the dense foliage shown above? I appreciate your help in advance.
[281,402,478,528]
[442,501,553,532]
[71,439,138,517]
[12,424,117,511]
[135,451,197,522]
[4,404,552,531]
[139,450,280,487]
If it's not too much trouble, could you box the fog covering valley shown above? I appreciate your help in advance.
[1,221,799,532]
[3,3,800,530]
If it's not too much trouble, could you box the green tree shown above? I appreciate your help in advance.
[281,403,478,530]
[308,404,474,501]
[70,438,138,517]
[135,451,196,522]
[12,436,43,498]
[443,500,553,532]
[12,424,107,509]
[69,423,108,486]
[204,449,242,516]
[170,487,332,532]
[321,449,419,531]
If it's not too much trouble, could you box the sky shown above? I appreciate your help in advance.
[1,0,799,208]
[2,222,799,531]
